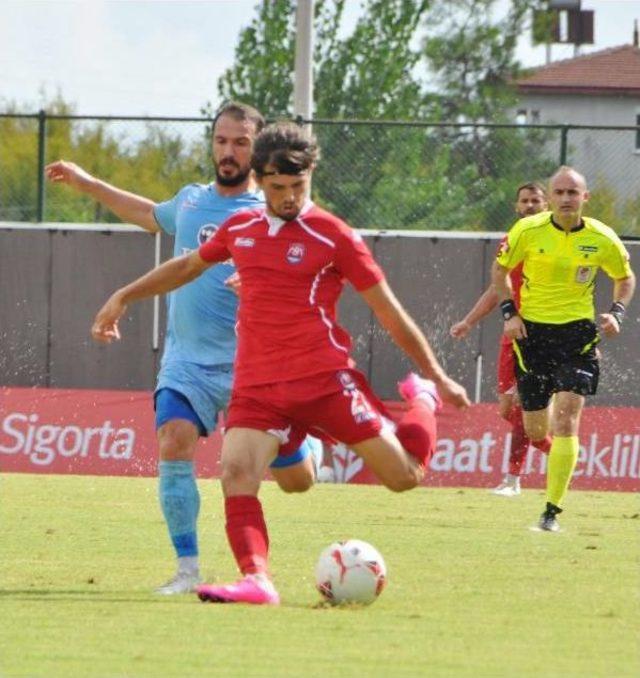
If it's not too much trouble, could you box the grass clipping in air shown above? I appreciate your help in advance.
[0,474,638,677]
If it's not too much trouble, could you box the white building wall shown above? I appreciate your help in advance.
[516,93,640,202]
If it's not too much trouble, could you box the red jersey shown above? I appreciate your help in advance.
[498,236,523,346]
[199,202,385,388]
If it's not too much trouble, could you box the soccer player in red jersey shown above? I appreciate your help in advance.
[92,121,469,605]
[450,183,552,496]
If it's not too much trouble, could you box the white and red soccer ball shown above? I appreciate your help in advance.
[315,539,387,605]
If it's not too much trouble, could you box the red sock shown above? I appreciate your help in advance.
[531,435,552,455]
[505,404,521,428]
[508,412,529,476]
[225,495,269,576]
[395,401,437,469]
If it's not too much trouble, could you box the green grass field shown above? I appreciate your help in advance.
[1,473,638,678]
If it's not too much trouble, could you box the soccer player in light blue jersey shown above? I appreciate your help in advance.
[45,102,323,594]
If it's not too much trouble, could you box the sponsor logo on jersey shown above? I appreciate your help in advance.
[578,245,599,252]
[336,371,378,424]
[497,239,509,257]
[234,237,255,247]
[286,242,306,264]
[338,371,355,390]
[575,266,594,283]
[198,223,218,245]
[349,389,378,424]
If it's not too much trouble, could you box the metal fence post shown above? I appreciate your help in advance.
[36,109,47,222]
[559,124,569,165]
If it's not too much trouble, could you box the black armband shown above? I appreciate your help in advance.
[609,301,626,326]
[499,299,518,321]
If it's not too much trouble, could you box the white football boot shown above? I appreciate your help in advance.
[154,569,201,595]
[491,474,521,497]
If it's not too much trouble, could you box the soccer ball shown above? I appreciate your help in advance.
[315,539,387,605]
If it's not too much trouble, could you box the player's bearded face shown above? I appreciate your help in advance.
[515,189,547,218]
[215,158,251,187]
[261,169,311,221]
[212,116,255,187]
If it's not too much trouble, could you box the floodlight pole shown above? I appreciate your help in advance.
[293,0,314,125]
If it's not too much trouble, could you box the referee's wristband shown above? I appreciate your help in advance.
[609,301,626,326]
[499,299,518,321]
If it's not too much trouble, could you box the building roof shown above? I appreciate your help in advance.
[516,45,640,97]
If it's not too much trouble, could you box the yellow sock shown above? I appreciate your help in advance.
[546,436,579,507]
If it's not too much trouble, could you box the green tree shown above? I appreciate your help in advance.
[620,194,640,236]
[586,178,640,237]
[1,92,213,223]
[0,94,77,221]
[418,0,554,229]
[215,0,557,231]
[215,0,299,116]
[217,0,433,227]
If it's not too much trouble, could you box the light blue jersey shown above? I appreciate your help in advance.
[153,183,263,432]
[154,183,263,366]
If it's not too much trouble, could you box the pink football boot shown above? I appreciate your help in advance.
[397,372,442,413]
[196,574,280,605]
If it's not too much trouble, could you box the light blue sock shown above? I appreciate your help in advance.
[158,461,200,558]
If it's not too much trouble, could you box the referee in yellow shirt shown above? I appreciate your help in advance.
[492,166,636,531]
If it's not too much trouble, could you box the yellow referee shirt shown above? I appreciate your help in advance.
[497,211,632,324]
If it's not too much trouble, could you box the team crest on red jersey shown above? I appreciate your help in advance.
[338,371,355,390]
[498,238,509,257]
[286,243,306,264]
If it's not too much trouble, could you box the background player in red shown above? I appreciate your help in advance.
[91,121,470,605]
[450,183,551,496]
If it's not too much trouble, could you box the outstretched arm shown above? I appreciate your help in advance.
[45,160,159,233]
[450,286,499,339]
[359,280,470,409]
[91,251,210,343]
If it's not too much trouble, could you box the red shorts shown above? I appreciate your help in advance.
[225,369,390,457]
[497,341,517,395]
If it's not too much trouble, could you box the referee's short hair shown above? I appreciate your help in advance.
[549,166,587,189]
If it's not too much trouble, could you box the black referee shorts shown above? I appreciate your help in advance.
[513,319,600,411]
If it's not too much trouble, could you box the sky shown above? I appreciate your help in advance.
[1,0,638,117]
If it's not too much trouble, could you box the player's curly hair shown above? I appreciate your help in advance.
[251,121,319,177]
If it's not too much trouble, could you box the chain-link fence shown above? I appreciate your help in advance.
[1,112,638,235]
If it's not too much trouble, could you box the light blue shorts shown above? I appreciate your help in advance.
[155,361,233,436]
[155,388,208,436]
